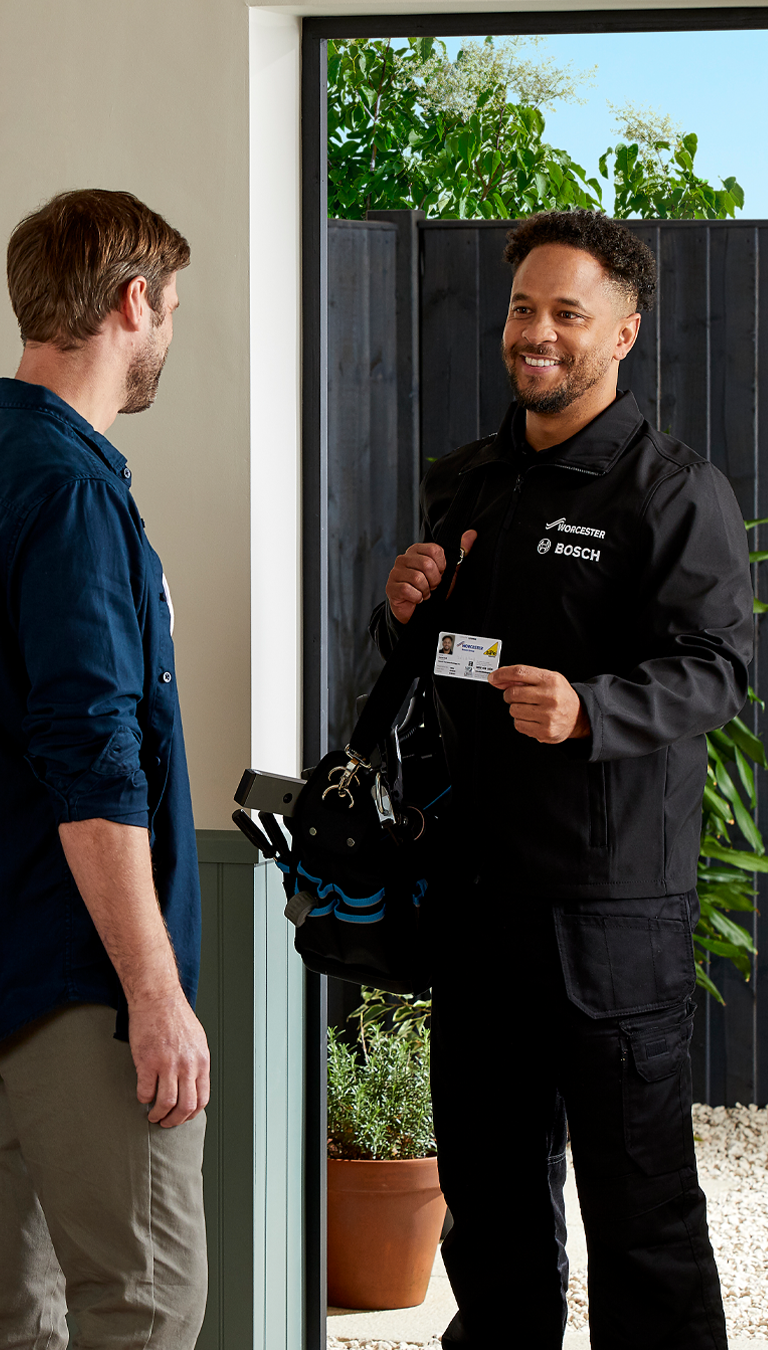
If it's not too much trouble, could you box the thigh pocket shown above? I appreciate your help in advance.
[620,1005,695,1176]
[553,905,696,1018]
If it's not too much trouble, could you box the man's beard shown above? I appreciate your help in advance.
[120,327,168,415]
[503,342,612,414]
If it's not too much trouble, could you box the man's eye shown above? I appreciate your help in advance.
[561,311,582,320]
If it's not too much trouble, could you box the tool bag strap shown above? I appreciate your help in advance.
[348,468,484,762]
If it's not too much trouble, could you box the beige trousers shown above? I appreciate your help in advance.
[0,1003,207,1349]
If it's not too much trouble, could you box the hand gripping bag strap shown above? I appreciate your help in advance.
[349,469,483,761]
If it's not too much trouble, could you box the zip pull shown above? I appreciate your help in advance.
[502,471,526,531]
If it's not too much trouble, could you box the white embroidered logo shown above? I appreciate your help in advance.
[545,516,606,540]
[537,538,552,555]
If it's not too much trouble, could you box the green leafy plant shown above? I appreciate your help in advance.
[328,36,743,224]
[696,519,768,1002]
[327,1021,435,1160]
[349,985,432,1051]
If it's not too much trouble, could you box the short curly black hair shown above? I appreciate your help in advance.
[503,210,656,312]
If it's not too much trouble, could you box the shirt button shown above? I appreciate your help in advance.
[161,671,173,684]
[122,467,131,480]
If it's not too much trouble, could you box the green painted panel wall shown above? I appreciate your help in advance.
[195,831,305,1350]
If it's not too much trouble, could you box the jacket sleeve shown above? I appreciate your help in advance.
[572,461,754,761]
[11,479,151,826]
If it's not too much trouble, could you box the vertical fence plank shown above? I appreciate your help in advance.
[327,220,398,747]
[367,210,424,547]
[658,225,711,449]
[477,224,515,438]
[709,226,759,508]
[618,224,660,428]
[420,226,480,471]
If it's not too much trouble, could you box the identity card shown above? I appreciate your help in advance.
[434,632,502,682]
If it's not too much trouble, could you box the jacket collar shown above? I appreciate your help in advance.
[0,377,130,479]
[465,389,645,477]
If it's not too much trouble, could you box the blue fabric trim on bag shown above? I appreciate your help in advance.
[412,878,428,906]
[306,901,336,918]
[297,862,386,908]
[423,786,451,812]
[297,863,323,885]
[328,887,386,908]
[275,860,290,874]
[335,905,386,924]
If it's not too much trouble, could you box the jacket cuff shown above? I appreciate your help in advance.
[566,683,603,762]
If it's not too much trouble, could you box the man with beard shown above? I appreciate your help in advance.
[373,211,753,1348]
[0,190,209,1348]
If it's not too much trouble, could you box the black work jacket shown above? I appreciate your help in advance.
[370,391,754,900]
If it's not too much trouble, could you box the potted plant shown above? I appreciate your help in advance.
[326,991,445,1311]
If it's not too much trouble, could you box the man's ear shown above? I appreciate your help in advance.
[120,276,149,332]
[616,311,641,362]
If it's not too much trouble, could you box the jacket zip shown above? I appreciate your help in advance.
[471,457,603,794]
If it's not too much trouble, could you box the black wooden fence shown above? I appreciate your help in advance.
[327,213,768,1105]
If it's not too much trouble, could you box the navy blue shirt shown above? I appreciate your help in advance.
[0,379,201,1041]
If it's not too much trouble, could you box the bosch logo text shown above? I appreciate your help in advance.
[555,542,600,562]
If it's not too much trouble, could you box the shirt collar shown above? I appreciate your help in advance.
[464,389,645,476]
[0,378,130,480]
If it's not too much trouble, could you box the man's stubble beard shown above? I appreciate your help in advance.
[120,316,169,416]
[503,341,613,415]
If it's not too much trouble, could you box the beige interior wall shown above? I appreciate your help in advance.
[0,0,251,829]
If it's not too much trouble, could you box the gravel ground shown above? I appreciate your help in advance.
[328,1104,768,1349]
[328,1342,440,1349]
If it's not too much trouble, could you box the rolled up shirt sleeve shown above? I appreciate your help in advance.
[571,461,754,761]
[11,478,151,825]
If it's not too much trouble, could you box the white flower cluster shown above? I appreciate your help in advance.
[407,37,596,123]
[607,99,684,153]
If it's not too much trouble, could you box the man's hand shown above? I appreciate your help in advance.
[58,817,211,1128]
[488,664,591,743]
[129,987,210,1128]
[386,530,477,624]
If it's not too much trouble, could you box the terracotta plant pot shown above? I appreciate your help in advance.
[327,1155,447,1310]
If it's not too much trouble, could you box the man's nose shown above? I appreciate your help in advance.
[522,315,558,346]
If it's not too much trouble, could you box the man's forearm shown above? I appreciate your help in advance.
[58,818,180,1004]
[58,817,209,1127]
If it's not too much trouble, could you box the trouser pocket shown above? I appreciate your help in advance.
[553,892,697,1018]
[619,1001,696,1175]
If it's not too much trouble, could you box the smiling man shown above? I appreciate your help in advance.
[0,190,208,1349]
[373,211,753,1349]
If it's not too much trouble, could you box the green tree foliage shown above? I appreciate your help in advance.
[328,36,602,219]
[602,102,744,220]
[328,36,743,223]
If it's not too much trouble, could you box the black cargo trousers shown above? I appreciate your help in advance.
[431,883,728,1350]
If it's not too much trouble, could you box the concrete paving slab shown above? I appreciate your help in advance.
[328,1243,456,1342]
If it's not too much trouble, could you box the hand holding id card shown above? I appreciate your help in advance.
[434,632,502,682]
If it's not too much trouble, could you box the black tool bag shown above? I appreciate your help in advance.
[233,473,479,993]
